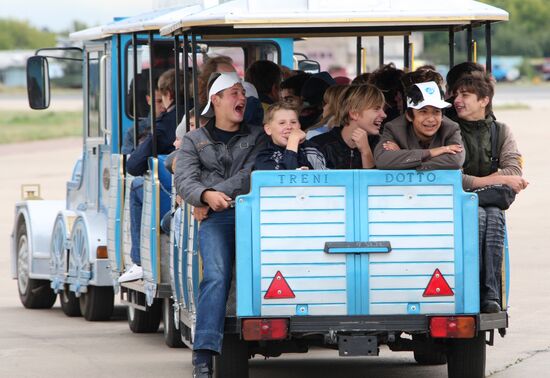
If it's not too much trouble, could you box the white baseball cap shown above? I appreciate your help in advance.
[407,81,451,110]
[201,72,243,117]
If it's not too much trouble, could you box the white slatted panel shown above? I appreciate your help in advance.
[106,155,122,273]
[261,277,346,291]
[262,304,347,316]
[367,185,456,315]
[140,175,154,282]
[369,209,453,222]
[260,186,348,316]
[370,303,455,315]
[369,249,454,263]
[261,264,347,278]
[370,275,455,289]
[368,196,452,209]
[122,175,135,270]
[261,210,346,224]
[369,222,454,235]
[369,262,455,276]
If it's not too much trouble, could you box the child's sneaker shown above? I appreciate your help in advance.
[118,264,143,283]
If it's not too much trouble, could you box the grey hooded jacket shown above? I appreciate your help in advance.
[175,118,266,207]
[374,114,465,170]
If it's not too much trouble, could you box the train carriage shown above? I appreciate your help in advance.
[11,0,511,377]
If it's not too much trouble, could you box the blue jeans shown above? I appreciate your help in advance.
[193,208,235,354]
[478,206,505,303]
[129,177,144,265]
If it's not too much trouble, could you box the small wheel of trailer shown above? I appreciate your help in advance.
[127,298,162,333]
[412,334,447,365]
[163,298,185,348]
[213,334,249,378]
[79,286,114,321]
[60,287,81,317]
[17,224,57,309]
[447,332,486,378]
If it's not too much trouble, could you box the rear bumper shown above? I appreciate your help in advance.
[227,312,508,335]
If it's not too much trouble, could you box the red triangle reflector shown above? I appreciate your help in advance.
[423,269,454,297]
[264,271,295,299]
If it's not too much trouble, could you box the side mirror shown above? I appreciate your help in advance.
[27,56,50,109]
[297,59,321,74]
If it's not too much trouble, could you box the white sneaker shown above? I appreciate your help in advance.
[118,264,143,283]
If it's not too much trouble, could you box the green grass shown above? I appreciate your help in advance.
[493,103,530,111]
[0,110,82,144]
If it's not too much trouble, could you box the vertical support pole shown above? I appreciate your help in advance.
[183,32,191,132]
[485,22,492,73]
[356,36,362,76]
[116,34,123,153]
[174,34,181,124]
[132,33,138,152]
[467,25,473,62]
[148,31,157,158]
[191,32,200,130]
[449,27,455,68]
[378,36,384,67]
[403,35,410,72]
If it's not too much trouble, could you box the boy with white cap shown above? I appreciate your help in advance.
[374,81,465,170]
[174,72,266,378]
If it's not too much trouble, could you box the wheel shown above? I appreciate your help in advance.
[60,286,81,317]
[17,224,57,309]
[447,332,486,378]
[412,334,447,365]
[163,298,185,348]
[213,334,249,378]
[127,298,162,333]
[79,286,114,321]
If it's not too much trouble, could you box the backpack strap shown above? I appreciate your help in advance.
[490,121,500,174]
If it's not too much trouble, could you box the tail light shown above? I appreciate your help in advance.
[430,316,476,338]
[242,318,289,341]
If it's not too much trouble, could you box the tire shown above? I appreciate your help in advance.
[127,298,162,333]
[413,334,447,365]
[447,332,486,378]
[17,224,57,309]
[163,298,185,348]
[213,334,249,378]
[60,286,81,317]
[79,285,114,321]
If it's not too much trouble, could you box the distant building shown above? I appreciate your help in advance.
[0,50,34,87]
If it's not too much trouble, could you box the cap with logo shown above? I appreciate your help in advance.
[407,81,451,110]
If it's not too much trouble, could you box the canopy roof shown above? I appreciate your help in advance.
[70,0,508,42]
[70,4,202,41]
[160,0,508,37]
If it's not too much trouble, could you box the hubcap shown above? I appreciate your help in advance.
[51,220,65,274]
[17,235,29,294]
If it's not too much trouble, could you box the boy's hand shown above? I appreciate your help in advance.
[430,144,463,157]
[352,129,370,153]
[286,129,306,152]
[192,206,209,221]
[503,175,529,193]
[382,140,401,151]
[201,190,232,211]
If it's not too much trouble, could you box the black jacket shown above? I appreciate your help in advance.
[254,140,326,170]
[310,127,379,169]
[126,107,180,176]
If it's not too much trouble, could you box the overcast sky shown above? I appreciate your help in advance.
[2,0,153,31]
